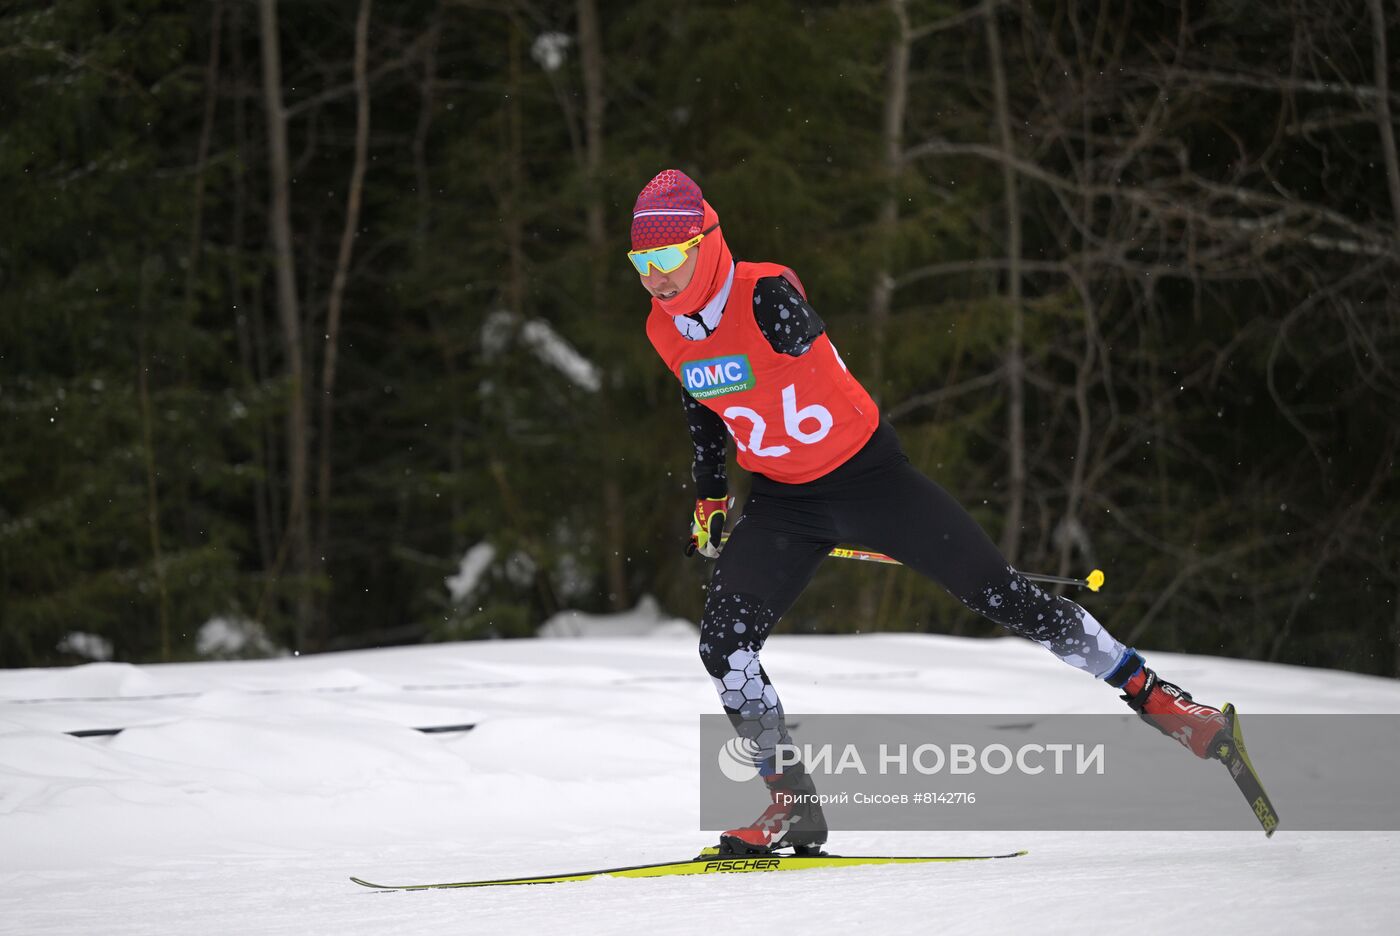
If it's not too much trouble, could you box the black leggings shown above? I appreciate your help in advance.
[698,421,1128,768]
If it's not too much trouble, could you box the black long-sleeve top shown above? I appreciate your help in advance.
[680,275,826,499]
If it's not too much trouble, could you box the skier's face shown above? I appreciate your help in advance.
[639,247,698,301]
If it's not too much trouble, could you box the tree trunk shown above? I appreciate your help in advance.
[169,5,224,582]
[577,0,607,296]
[137,259,171,661]
[504,20,525,316]
[1058,273,1097,579]
[315,0,372,649]
[258,0,313,647]
[227,1,274,575]
[414,7,460,547]
[1366,0,1400,240]
[1059,11,1098,581]
[855,0,912,630]
[985,4,1026,566]
[866,0,910,401]
[575,0,629,610]
[183,2,222,319]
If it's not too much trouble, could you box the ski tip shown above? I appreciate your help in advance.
[350,877,396,890]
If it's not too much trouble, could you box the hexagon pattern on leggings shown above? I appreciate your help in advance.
[699,591,789,765]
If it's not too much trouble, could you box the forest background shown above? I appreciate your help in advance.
[3,0,1398,676]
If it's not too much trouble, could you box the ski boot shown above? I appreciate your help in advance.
[718,763,828,856]
[1108,651,1230,759]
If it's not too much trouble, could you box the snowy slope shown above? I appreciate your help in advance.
[2,632,1398,936]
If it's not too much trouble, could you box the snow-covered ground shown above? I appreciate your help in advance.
[3,627,1398,935]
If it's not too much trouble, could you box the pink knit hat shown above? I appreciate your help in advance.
[631,169,706,249]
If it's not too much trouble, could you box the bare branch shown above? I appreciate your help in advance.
[909,0,1004,41]
[904,138,1396,257]
[1155,65,1400,108]
[886,366,1007,422]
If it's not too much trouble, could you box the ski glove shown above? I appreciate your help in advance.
[686,496,730,559]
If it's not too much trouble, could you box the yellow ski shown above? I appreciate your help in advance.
[351,850,1027,890]
[1214,703,1280,837]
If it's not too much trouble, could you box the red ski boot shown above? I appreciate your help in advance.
[1112,653,1230,759]
[719,767,828,855]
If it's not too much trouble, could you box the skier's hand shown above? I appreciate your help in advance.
[686,496,729,559]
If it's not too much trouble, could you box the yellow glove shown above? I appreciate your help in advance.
[686,496,729,559]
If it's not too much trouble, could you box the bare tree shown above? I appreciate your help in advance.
[865,0,911,400]
[891,0,1400,663]
[183,2,223,319]
[577,0,606,293]
[1366,0,1400,239]
[137,258,171,661]
[227,2,276,575]
[574,0,630,610]
[983,3,1026,566]
[257,0,313,645]
[314,0,373,647]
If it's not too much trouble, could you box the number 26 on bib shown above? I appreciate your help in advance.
[722,384,833,458]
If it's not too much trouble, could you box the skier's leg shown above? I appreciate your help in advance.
[699,492,836,851]
[837,458,1130,679]
[698,493,834,771]
[838,454,1230,757]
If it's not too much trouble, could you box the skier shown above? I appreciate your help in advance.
[632,169,1230,855]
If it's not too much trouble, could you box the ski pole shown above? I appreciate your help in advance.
[718,535,1105,592]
